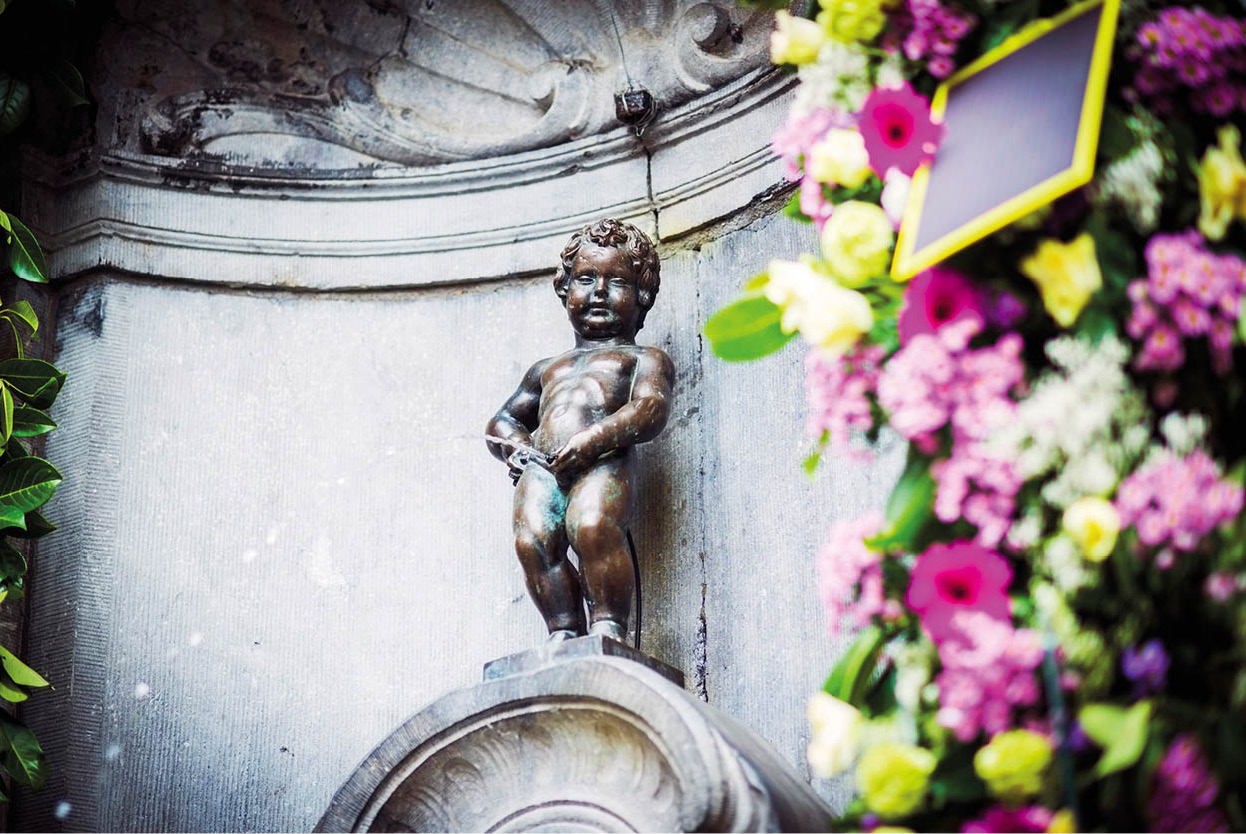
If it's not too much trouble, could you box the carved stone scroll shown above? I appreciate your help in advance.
[318,637,832,833]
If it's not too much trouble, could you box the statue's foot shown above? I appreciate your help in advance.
[547,629,579,643]
[588,620,626,642]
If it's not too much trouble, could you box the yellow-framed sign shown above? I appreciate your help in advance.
[891,0,1121,281]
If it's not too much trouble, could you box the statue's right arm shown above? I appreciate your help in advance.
[485,359,547,463]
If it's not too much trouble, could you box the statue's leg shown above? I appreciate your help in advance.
[565,457,633,640]
[513,465,586,637]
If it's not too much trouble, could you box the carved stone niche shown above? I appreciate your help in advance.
[101,0,777,169]
[318,637,832,833]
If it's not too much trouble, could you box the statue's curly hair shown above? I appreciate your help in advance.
[554,219,660,331]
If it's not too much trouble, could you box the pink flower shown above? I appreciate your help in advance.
[805,345,885,458]
[897,268,983,345]
[771,108,851,181]
[1116,450,1244,557]
[816,513,889,640]
[857,83,945,177]
[907,541,1012,643]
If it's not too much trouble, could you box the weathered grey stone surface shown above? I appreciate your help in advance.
[319,636,832,833]
[19,212,903,832]
[99,0,773,168]
[13,4,905,829]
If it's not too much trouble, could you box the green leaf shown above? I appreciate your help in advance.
[828,175,882,206]
[1,301,38,336]
[0,213,48,284]
[0,712,45,789]
[705,295,795,362]
[979,0,1039,51]
[823,624,886,707]
[0,359,65,408]
[0,74,31,139]
[0,386,11,446]
[865,451,935,551]
[1078,700,1152,778]
[743,272,771,293]
[1086,212,1137,291]
[930,761,988,807]
[1239,298,1246,345]
[783,192,813,224]
[0,683,25,704]
[4,437,27,460]
[0,647,48,689]
[0,542,25,583]
[0,668,26,704]
[5,509,55,539]
[1098,106,1137,162]
[43,59,88,108]
[802,450,821,478]
[11,407,55,438]
[0,457,62,514]
[0,506,24,531]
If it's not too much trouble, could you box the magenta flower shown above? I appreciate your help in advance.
[1148,735,1229,832]
[858,83,945,177]
[897,268,982,344]
[962,805,1054,833]
[907,541,1012,643]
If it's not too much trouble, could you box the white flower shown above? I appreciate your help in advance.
[808,128,871,189]
[880,167,912,228]
[1044,535,1092,592]
[1159,412,1208,456]
[794,41,873,114]
[807,691,863,777]
[892,641,935,713]
[1092,141,1165,233]
[765,259,873,356]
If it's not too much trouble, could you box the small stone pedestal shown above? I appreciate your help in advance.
[317,636,831,833]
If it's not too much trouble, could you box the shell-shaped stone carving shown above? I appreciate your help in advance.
[318,641,832,833]
[103,0,776,168]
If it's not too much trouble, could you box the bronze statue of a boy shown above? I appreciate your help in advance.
[486,219,675,643]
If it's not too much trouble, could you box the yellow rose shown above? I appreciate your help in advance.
[820,201,894,287]
[1062,497,1120,562]
[771,11,826,65]
[808,129,872,190]
[1019,234,1101,328]
[765,259,874,356]
[856,743,937,819]
[817,0,886,44]
[806,691,863,777]
[1198,125,1246,241]
[1047,809,1078,833]
[974,729,1052,802]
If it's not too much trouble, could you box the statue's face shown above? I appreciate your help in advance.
[564,244,641,340]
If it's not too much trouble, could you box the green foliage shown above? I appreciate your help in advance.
[866,451,936,552]
[0,213,48,284]
[704,292,796,361]
[1078,700,1153,778]
[824,624,886,707]
[783,191,813,224]
[0,712,44,789]
[0,75,30,140]
[0,206,65,796]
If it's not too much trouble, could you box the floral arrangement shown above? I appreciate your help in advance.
[708,0,1246,830]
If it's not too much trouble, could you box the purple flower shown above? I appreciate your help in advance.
[1121,639,1169,696]
[1148,735,1229,832]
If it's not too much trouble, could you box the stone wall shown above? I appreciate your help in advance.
[13,3,905,830]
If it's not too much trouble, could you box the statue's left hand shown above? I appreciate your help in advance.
[549,430,600,475]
